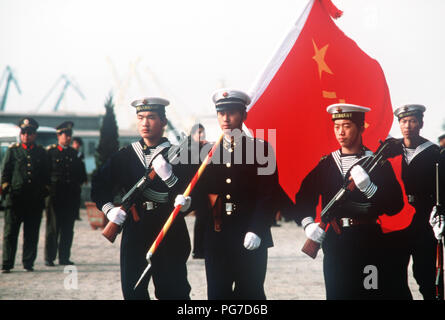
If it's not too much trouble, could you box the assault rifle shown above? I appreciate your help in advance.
[102,133,189,243]
[301,138,402,259]
[434,162,444,300]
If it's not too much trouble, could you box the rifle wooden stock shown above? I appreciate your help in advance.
[102,205,139,243]
[102,221,120,243]
[301,221,326,259]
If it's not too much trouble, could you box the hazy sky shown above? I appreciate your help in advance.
[1,0,444,141]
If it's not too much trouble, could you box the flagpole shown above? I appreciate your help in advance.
[133,133,224,290]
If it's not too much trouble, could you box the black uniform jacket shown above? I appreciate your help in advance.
[91,138,190,254]
[1,143,49,205]
[400,139,445,229]
[47,144,86,197]
[294,148,404,226]
[192,135,280,251]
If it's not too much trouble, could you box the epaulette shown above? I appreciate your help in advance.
[9,142,20,149]
[319,155,328,163]
[46,144,57,150]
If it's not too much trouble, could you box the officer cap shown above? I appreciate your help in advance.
[393,104,426,121]
[18,117,39,133]
[212,89,251,112]
[56,121,74,135]
[131,97,169,113]
[326,103,370,127]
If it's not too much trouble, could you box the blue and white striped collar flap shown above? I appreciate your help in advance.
[131,140,171,169]
[402,140,434,165]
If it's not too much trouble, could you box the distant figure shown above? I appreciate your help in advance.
[439,133,445,149]
[45,122,86,266]
[1,118,49,273]
[71,137,88,221]
[189,123,209,259]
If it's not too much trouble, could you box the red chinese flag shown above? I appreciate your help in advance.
[378,155,416,233]
[245,0,393,203]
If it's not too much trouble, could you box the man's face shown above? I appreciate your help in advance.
[333,119,362,149]
[217,109,246,134]
[57,132,72,147]
[137,111,166,141]
[72,141,80,151]
[20,131,37,145]
[399,115,422,140]
[440,138,445,148]
[192,128,206,143]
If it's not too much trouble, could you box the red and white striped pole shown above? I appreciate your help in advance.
[134,133,224,290]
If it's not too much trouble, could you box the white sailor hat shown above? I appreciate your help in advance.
[393,104,426,120]
[326,103,370,126]
[212,88,251,111]
[131,97,170,113]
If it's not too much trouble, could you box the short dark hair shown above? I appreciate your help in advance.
[72,137,83,146]
[190,123,204,135]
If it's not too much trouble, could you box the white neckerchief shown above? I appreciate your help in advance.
[402,140,434,165]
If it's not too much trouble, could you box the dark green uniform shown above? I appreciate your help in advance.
[1,142,49,271]
[45,144,85,265]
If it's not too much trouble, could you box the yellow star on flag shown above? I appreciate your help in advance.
[312,39,333,79]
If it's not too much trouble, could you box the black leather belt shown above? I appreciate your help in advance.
[339,217,377,227]
[407,194,432,205]
[142,201,159,212]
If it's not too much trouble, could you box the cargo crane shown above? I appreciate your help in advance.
[36,74,85,112]
[0,66,22,111]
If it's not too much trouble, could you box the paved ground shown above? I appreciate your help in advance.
[0,209,422,300]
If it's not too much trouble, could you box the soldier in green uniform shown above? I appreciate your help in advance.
[44,121,85,266]
[1,118,49,273]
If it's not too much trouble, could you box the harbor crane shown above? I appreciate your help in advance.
[0,66,22,111]
[36,74,85,112]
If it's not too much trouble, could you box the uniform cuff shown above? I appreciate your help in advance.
[363,182,378,199]
[301,216,315,230]
[163,173,178,188]
[102,202,114,215]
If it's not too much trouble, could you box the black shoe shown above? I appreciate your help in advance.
[25,267,34,272]
[59,260,75,265]
[2,269,11,274]
[45,261,55,267]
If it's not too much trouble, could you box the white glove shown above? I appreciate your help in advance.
[243,232,261,250]
[106,207,127,226]
[174,194,191,212]
[152,154,173,181]
[429,206,444,240]
[304,222,326,244]
[350,165,371,192]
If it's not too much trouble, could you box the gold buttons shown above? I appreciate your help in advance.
[226,194,231,200]
[226,162,231,168]
[226,178,231,184]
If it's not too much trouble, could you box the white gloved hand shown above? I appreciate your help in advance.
[304,222,326,244]
[243,232,261,250]
[152,154,173,181]
[174,194,191,212]
[350,165,372,192]
[429,206,444,240]
[106,207,127,226]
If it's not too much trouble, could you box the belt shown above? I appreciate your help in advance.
[339,217,377,227]
[142,201,159,212]
[407,194,433,205]
[225,202,236,215]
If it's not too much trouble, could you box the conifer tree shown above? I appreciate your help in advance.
[94,94,119,173]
